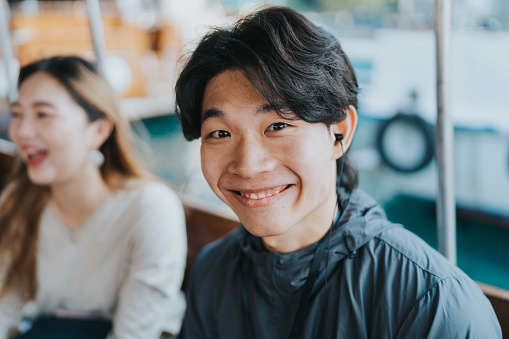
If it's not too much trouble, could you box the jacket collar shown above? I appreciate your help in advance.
[239,188,398,296]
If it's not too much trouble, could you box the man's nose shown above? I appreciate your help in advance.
[227,136,277,179]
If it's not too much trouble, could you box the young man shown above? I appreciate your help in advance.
[175,6,501,339]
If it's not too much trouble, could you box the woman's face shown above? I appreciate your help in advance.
[9,72,100,187]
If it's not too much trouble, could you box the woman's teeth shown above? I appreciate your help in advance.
[26,148,47,159]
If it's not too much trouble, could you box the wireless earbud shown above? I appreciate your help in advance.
[335,134,343,142]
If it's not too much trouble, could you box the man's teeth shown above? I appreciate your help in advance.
[243,192,276,199]
[239,185,287,199]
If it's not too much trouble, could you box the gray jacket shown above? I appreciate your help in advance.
[179,189,501,338]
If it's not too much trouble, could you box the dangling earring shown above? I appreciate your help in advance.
[90,149,105,167]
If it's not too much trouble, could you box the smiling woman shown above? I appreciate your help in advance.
[9,71,110,187]
[0,56,187,339]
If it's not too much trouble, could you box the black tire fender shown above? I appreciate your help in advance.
[376,113,434,173]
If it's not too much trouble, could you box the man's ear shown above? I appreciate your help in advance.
[89,117,114,150]
[331,105,358,160]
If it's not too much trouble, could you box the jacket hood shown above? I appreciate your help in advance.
[239,188,399,296]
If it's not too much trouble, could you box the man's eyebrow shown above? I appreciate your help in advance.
[202,108,224,123]
[259,102,298,120]
[201,105,273,123]
[201,102,296,122]
[255,103,276,115]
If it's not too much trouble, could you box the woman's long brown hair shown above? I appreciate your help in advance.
[0,56,150,301]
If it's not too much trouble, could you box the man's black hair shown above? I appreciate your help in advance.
[175,6,359,191]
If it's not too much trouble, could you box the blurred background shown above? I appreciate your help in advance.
[0,0,508,292]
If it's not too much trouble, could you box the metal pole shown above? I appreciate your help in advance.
[87,0,107,73]
[0,0,17,103]
[434,0,457,264]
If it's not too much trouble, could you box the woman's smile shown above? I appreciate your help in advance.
[21,145,49,167]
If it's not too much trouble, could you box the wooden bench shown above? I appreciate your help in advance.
[180,200,238,289]
[479,283,509,337]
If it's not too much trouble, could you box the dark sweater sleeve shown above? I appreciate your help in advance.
[396,275,502,338]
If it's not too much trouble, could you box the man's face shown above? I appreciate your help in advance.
[200,70,340,251]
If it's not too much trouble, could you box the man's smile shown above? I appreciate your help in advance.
[230,184,293,200]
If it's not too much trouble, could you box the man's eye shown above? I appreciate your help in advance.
[267,122,289,131]
[209,130,231,138]
[10,111,21,118]
[37,112,48,118]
